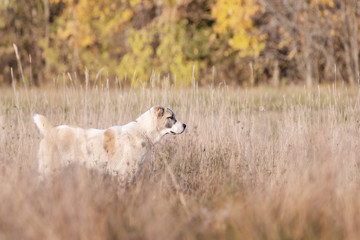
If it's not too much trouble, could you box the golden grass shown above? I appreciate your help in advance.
[1,84,360,239]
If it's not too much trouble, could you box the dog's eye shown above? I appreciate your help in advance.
[167,116,173,120]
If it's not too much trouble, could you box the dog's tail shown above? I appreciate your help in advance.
[33,114,52,136]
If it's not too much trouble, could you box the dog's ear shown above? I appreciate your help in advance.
[154,106,165,118]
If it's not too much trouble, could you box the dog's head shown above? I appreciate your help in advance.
[136,106,186,143]
[152,106,186,135]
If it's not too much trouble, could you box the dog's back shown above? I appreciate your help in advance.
[33,114,145,180]
[34,114,92,176]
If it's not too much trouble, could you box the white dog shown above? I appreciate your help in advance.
[33,106,186,183]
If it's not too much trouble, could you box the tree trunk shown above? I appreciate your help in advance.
[272,60,280,87]
[303,3,313,88]
[352,0,359,84]
[43,0,50,83]
[341,1,355,85]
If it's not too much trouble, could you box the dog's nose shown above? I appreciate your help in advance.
[183,123,186,129]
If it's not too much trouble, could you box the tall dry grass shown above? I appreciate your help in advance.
[1,84,360,239]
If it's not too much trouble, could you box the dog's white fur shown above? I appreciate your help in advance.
[33,106,186,183]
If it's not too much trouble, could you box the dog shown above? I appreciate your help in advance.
[33,106,186,183]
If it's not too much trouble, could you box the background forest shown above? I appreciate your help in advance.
[0,0,359,87]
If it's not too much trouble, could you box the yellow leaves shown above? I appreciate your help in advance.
[155,22,197,86]
[310,0,335,8]
[117,20,200,87]
[78,28,96,47]
[55,1,90,48]
[122,9,133,22]
[212,0,259,32]
[130,0,140,7]
[229,31,249,49]
[330,29,336,36]
[117,29,153,86]
[212,0,265,57]
[129,0,152,8]
[57,21,74,40]
[56,10,95,48]
[54,0,137,50]
[101,9,134,36]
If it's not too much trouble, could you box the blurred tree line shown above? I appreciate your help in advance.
[0,0,359,87]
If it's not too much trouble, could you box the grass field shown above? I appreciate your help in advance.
[1,84,360,239]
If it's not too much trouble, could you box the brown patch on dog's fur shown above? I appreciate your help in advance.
[103,129,116,157]
[141,141,146,148]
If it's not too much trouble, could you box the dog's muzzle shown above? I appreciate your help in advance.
[170,123,186,135]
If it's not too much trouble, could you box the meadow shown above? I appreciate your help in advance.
[1,83,360,239]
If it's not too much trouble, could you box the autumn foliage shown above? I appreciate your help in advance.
[0,0,359,86]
